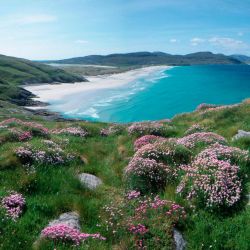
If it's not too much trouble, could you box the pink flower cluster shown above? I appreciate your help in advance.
[134,141,172,161]
[166,203,186,221]
[102,194,186,249]
[100,125,123,136]
[125,157,170,191]
[52,127,88,137]
[1,192,25,220]
[126,190,141,200]
[184,124,205,135]
[15,142,74,165]
[177,144,245,208]
[134,195,186,221]
[125,139,192,192]
[150,195,168,209]
[127,122,165,136]
[177,132,227,149]
[134,140,188,167]
[18,131,32,141]
[0,118,49,135]
[41,224,106,246]
[8,128,32,141]
[193,143,249,165]
[0,118,92,140]
[134,135,164,151]
[128,224,148,235]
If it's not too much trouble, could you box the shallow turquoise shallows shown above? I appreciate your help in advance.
[53,65,250,122]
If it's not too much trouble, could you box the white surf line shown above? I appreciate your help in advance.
[24,65,172,103]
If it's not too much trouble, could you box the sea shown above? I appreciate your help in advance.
[30,65,250,123]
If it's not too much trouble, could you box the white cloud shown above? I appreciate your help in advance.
[75,40,89,44]
[169,38,178,43]
[237,32,243,36]
[16,14,57,25]
[209,37,248,50]
[190,37,205,46]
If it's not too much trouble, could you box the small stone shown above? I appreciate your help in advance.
[233,130,250,141]
[173,228,186,250]
[78,173,103,190]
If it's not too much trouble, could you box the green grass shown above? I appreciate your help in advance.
[0,99,249,249]
[185,209,250,250]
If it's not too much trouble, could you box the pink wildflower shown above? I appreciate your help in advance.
[1,192,25,221]
[126,190,141,200]
[177,132,227,149]
[128,224,148,235]
[177,144,244,209]
[134,135,164,151]
[0,118,49,135]
[51,127,88,137]
[127,122,165,136]
[41,224,106,246]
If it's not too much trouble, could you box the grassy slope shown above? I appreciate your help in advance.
[0,54,85,101]
[0,99,249,249]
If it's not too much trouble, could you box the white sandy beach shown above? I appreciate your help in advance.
[24,66,172,106]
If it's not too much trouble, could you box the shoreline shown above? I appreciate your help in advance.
[24,65,172,108]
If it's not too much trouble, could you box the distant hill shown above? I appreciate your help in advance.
[230,54,250,64]
[43,51,244,66]
[0,54,86,104]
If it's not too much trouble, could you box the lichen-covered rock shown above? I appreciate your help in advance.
[173,228,186,250]
[233,130,250,140]
[48,211,81,230]
[34,212,81,248]
[78,173,103,190]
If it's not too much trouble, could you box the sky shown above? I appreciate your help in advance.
[0,0,250,60]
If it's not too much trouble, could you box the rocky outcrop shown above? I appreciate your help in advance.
[10,88,37,106]
[173,228,186,250]
[78,173,103,190]
[47,211,81,230]
[233,130,250,140]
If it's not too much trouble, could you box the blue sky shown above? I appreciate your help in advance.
[0,0,250,59]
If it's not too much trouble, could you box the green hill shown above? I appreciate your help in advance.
[0,54,86,103]
[231,54,250,64]
[43,51,244,66]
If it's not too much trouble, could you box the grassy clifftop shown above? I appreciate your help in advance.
[0,54,86,102]
[0,99,249,249]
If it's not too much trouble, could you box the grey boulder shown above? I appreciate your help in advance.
[233,130,250,140]
[173,228,186,250]
[78,173,103,190]
[48,211,81,230]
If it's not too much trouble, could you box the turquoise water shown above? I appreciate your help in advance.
[53,65,250,122]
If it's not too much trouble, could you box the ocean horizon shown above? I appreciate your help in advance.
[25,64,250,123]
